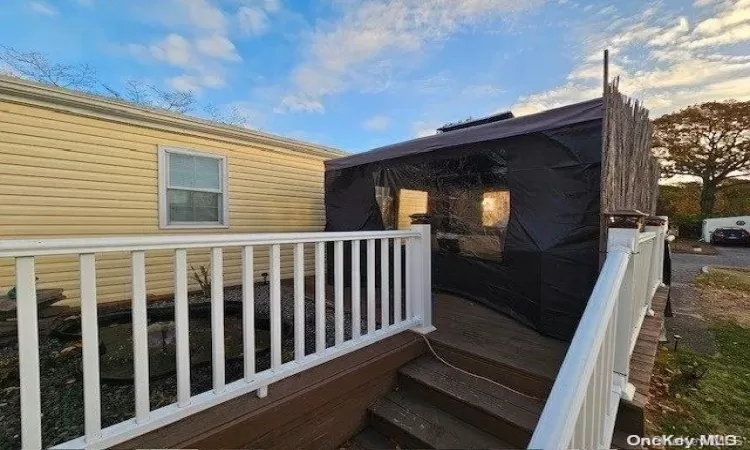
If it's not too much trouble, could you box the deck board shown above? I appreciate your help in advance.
[430,293,568,381]
[628,286,669,405]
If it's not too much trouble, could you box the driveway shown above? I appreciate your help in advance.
[667,244,750,353]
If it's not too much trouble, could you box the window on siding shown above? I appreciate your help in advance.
[159,147,228,228]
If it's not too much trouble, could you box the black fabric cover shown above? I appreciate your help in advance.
[324,98,604,341]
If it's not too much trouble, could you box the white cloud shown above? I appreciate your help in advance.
[276,94,325,113]
[196,34,241,61]
[512,82,601,116]
[279,0,545,112]
[411,120,440,138]
[29,1,58,16]
[649,17,690,46]
[363,115,390,131]
[172,0,228,32]
[682,23,750,48]
[169,75,203,92]
[148,34,193,67]
[238,6,269,35]
[127,32,239,94]
[694,0,750,35]
[263,0,281,12]
[511,1,750,117]
[236,0,283,36]
[169,73,226,92]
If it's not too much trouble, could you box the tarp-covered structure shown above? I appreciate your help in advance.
[324,98,606,341]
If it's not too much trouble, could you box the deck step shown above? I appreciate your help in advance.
[428,295,567,399]
[369,389,513,449]
[350,427,398,450]
[398,355,543,448]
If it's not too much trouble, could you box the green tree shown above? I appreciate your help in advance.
[653,100,750,217]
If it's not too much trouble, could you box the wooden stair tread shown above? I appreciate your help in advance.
[350,427,398,450]
[370,389,513,449]
[431,294,567,381]
[400,356,543,429]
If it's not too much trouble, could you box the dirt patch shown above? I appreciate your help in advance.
[699,287,750,327]
[670,239,719,255]
[694,267,750,327]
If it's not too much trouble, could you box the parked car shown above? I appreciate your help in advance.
[711,227,750,245]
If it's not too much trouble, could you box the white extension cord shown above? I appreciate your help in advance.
[421,335,544,401]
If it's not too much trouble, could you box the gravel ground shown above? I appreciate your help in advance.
[0,283,364,449]
[666,244,750,355]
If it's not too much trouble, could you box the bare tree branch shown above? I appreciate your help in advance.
[1,46,196,114]
[0,45,98,89]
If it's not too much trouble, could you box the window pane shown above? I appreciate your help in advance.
[169,153,195,188]
[167,189,221,223]
[397,189,428,229]
[193,191,220,222]
[194,156,221,190]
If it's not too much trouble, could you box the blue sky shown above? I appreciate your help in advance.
[1,0,749,152]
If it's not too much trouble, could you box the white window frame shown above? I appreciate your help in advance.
[158,146,230,229]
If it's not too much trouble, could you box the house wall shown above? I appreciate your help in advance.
[397,189,428,230]
[0,77,345,306]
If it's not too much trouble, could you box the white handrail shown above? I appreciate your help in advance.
[0,230,420,257]
[529,218,668,449]
[528,250,630,449]
[6,226,433,449]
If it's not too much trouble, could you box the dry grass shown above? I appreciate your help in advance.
[670,238,720,255]
[695,267,750,327]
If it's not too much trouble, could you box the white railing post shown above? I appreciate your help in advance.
[659,216,669,285]
[15,256,43,449]
[644,221,661,305]
[604,210,646,401]
[409,214,435,335]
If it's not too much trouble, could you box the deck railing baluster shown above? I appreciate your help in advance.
[15,256,42,449]
[270,244,282,369]
[315,242,326,352]
[242,246,256,382]
[211,248,225,393]
[380,239,390,329]
[131,251,150,423]
[80,253,102,441]
[351,240,361,339]
[293,243,305,361]
[334,240,344,344]
[393,238,402,324]
[367,239,376,334]
[174,249,191,406]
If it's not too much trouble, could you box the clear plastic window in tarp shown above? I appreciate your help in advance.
[372,151,510,262]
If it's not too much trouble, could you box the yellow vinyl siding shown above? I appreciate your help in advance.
[0,98,336,306]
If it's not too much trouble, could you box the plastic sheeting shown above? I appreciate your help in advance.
[324,99,604,341]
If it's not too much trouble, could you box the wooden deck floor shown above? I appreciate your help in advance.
[428,293,569,398]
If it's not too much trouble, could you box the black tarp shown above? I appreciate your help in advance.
[324,98,604,341]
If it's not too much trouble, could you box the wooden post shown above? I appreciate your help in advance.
[603,49,609,96]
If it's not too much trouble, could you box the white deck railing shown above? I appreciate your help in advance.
[1,226,434,450]
[529,218,667,450]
